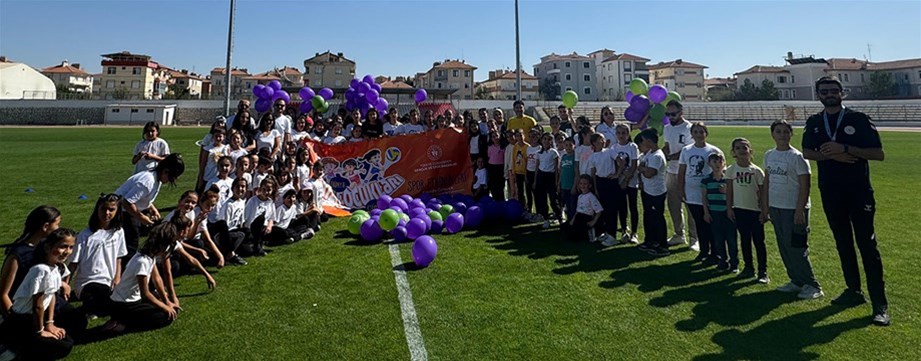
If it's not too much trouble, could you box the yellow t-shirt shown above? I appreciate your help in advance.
[512,142,530,175]
[508,115,537,132]
[727,163,765,211]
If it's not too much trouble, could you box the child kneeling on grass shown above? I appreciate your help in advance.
[561,175,603,242]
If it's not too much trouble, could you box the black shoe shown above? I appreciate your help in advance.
[254,247,267,257]
[831,289,867,307]
[703,257,719,267]
[737,267,755,278]
[649,247,670,257]
[872,305,891,326]
[637,242,652,251]
[693,254,708,263]
[228,255,248,266]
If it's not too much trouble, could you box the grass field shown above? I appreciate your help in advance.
[0,126,919,360]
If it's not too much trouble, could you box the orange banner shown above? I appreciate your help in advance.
[303,128,473,209]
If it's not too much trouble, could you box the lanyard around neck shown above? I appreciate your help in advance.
[822,106,846,141]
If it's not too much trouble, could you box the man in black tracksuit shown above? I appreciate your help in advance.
[802,76,889,326]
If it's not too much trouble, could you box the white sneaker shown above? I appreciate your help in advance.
[776,282,802,293]
[688,238,700,251]
[667,235,686,246]
[797,285,825,300]
[601,235,619,247]
[588,229,597,242]
[542,220,550,229]
[628,234,639,244]
[593,232,608,243]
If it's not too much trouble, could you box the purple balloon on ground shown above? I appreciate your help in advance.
[391,226,408,242]
[412,236,438,267]
[400,194,414,203]
[415,215,432,232]
[445,213,464,234]
[431,220,444,234]
[389,206,402,214]
[452,202,467,215]
[419,193,433,202]
[370,209,382,216]
[505,200,523,222]
[377,195,393,210]
[389,198,409,212]
[360,219,383,241]
[406,218,427,240]
[465,206,483,228]
[409,208,427,219]
[410,199,426,210]
[398,219,407,228]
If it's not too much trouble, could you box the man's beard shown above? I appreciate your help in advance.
[821,97,841,107]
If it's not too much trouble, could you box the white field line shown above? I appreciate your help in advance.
[388,243,429,361]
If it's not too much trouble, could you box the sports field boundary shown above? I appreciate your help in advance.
[388,243,429,361]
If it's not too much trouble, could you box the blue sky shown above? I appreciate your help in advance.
[1,0,919,81]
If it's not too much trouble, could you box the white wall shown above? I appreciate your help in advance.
[0,64,57,99]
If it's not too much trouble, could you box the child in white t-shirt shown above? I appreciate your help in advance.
[132,121,171,174]
[245,176,278,256]
[201,128,228,189]
[68,194,127,317]
[677,122,723,262]
[635,129,669,256]
[6,229,78,360]
[562,175,603,242]
[472,157,488,200]
[533,132,561,228]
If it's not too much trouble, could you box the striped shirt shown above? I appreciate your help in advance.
[701,176,728,212]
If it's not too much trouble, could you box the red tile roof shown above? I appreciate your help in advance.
[648,59,708,69]
[602,53,651,63]
[825,58,869,70]
[734,65,789,75]
[380,80,414,89]
[211,67,250,76]
[42,63,90,75]
[433,60,477,70]
[490,71,537,81]
[871,58,921,70]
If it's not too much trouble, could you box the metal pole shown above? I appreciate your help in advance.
[515,0,522,101]
[223,0,236,116]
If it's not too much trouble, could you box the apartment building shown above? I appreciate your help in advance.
[41,60,93,93]
[648,59,708,101]
[210,67,251,98]
[97,51,170,100]
[303,51,356,88]
[588,49,651,101]
[416,59,477,99]
[533,52,597,101]
[476,70,539,100]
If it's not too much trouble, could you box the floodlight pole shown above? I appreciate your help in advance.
[223,0,236,116]
[515,0,522,101]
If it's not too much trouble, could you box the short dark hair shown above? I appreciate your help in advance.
[815,76,843,92]
[155,153,185,186]
[770,119,793,133]
[140,223,178,257]
[666,100,683,110]
[638,128,659,143]
[557,104,567,110]
[707,153,725,162]
[513,100,525,107]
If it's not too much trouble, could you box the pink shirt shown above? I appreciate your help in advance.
[487,144,504,165]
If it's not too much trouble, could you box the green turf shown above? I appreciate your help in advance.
[0,126,919,360]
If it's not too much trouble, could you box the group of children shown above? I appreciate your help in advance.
[0,118,336,360]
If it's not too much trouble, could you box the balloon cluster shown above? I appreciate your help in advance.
[252,80,289,113]
[623,79,682,134]
[297,86,334,115]
[345,193,527,267]
[343,74,388,116]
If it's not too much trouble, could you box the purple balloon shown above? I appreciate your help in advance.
[648,84,668,104]
[415,215,432,233]
[415,89,427,103]
[505,200,523,222]
[267,80,282,91]
[399,194,414,203]
[299,87,315,100]
[410,199,426,210]
[362,74,375,84]
[624,106,646,123]
[261,86,275,100]
[625,90,634,103]
[412,236,438,267]
[358,82,371,94]
[391,226,408,242]
[451,202,467,215]
[254,98,271,112]
[273,90,290,103]
[431,220,444,234]
[445,213,464,234]
[388,206,403,214]
[406,218,427,240]
[371,83,382,93]
[465,206,483,228]
[377,195,393,210]
[389,198,409,213]
[398,219,407,228]
[345,88,356,100]
[360,219,383,241]
[299,102,313,113]
[253,84,266,98]
[376,98,389,113]
[370,209,383,216]
[630,94,651,112]
[662,115,670,125]
[319,88,334,101]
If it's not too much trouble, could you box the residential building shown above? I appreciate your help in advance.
[166,69,205,98]
[588,49,651,101]
[255,66,303,88]
[648,59,708,101]
[210,67,251,98]
[97,51,170,100]
[41,60,93,94]
[0,61,56,99]
[533,52,597,101]
[734,65,797,99]
[476,70,539,100]
[416,59,477,100]
[303,51,356,88]
[704,77,737,101]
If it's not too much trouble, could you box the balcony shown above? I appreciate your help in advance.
[547,69,561,75]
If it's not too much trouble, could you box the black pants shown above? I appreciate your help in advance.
[642,192,668,249]
[111,300,173,332]
[1,312,73,360]
[611,184,628,234]
[624,187,639,233]
[560,187,576,221]
[207,221,250,257]
[687,204,715,259]
[596,177,620,235]
[562,213,598,242]
[78,282,114,317]
[515,173,528,207]
[734,208,767,274]
[534,171,561,220]
[821,186,887,306]
[486,164,505,201]
[525,170,537,212]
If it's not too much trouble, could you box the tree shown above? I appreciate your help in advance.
[164,83,191,100]
[736,79,758,100]
[866,71,897,99]
[111,87,131,100]
[539,80,559,100]
[475,86,488,100]
[758,79,780,100]
[707,86,735,101]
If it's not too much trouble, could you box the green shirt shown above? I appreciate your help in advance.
[560,153,575,190]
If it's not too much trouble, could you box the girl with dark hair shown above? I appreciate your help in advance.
[361,108,384,139]
[255,113,281,160]
[68,194,126,317]
[132,121,170,174]
[533,132,562,228]
[1,206,62,319]
[115,153,185,259]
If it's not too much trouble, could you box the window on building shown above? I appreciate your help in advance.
[565,87,573,91]
[464,70,470,77]
[132,67,141,75]
[624,62,632,71]
[335,80,342,86]
[678,82,685,88]
[791,75,795,83]
[130,80,140,89]
[437,82,442,89]
[552,63,557,69]
[837,73,842,80]
[905,73,910,81]
[120,81,125,85]
[778,76,786,83]
[453,70,459,77]
[437,70,445,77]
[565,74,571,81]
[335,68,342,74]
[464,83,469,89]
[305,66,309,73]
[918,70,921,79]
[583,87,591,95]
[792,89,797,98]
[583,74,591,82]
[686,70,697,75]
[111,109,120,113]
[146,109,154,113]
[677,69,685,76]
[316,68,322,74]
[583,62,590,68]
[565,61,571,68]
[106,67,116,74]
[844,73,849,82]
[861,73,865,82]
[131,109,139,113]
[534,68,539,75]
[624,74,632,84]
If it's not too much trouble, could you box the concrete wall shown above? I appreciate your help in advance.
[0,100,225,125]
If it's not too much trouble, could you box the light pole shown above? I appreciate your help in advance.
[223,0,236,116]
[515,0,522,101]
